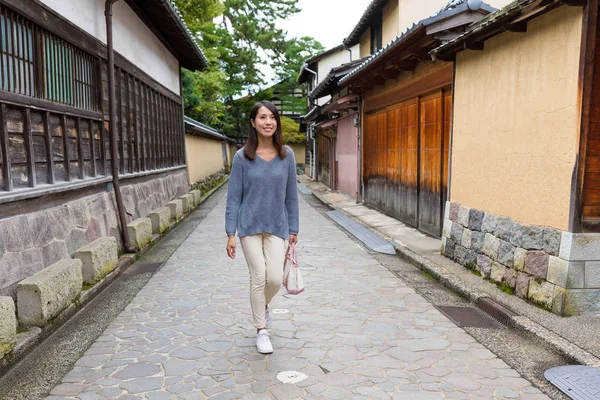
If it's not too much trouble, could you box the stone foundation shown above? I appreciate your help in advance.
[0,169,188,296]
[442,201,600,315]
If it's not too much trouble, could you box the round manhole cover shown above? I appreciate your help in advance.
[277,371,308,384]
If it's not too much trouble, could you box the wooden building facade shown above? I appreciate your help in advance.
[341,1,493,237]
[430,0,600,314]
[0,0,206,296]
[0,0,203,199]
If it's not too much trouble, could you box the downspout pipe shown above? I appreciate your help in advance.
[106,0,136,253]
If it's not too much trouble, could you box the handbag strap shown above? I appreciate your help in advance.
[288,242,298,266]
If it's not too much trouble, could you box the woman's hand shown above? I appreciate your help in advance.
[289,234,298,245]
[226,236,236,259]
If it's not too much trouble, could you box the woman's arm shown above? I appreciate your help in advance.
[285,149,299,239]
[225,152,243,237]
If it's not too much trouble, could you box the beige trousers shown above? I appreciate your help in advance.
[240,233,286,329]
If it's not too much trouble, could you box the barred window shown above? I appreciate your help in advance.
[0,11,34,96]
[43,34,97,111]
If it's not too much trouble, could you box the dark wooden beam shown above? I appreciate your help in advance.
[504,22,528,32]
[379,68,399,80]
[23,108,36,188]
[89,119,96,177]
[464,41,484,51]
[76,117,84,180]
[562,0,588,6]
[0,104,11,191]
[43,111,55,184]
[409,47,431,61]
[570,0,598,232]
[61,114,70,181]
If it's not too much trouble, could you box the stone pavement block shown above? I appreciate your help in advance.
[17,259,82,326]
[167,200,183,221]
[127,218,152,250]
[73,237,118,285]
[180,194,194,213]
[0,296,16,359]
[149,207,171,234]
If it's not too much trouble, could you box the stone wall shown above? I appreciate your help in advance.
[0,169,188,297]
[441,201,600,315]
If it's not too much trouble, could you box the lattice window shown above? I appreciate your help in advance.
[0,10,34,97]
[43,33,97,111]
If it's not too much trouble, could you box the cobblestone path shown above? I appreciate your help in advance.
[46,191,549,399]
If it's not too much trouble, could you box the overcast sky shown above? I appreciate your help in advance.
[277,0,372,49]
[259,0,372,86]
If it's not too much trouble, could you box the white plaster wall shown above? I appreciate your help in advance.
[38,0,180,94]
[315,49,352,106]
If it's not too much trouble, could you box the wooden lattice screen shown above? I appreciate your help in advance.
[0,4,185,195]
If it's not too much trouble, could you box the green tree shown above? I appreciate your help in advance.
[281,116,304,145]
[173,0,324,136]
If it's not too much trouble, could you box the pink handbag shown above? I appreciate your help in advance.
[283,242,304,295]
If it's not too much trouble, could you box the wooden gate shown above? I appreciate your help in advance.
[363,88,451,237]
[317,132,331,187]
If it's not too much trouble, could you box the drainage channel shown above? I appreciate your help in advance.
[300,192,571,400]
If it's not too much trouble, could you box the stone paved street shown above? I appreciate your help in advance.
[46,190,550,399]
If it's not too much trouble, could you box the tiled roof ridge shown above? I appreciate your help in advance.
[164,0,208,67]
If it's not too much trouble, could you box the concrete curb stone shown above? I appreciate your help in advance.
[17,259,83,327]
[73,237,119,285]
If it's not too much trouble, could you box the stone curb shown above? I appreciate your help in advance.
[0,175,230,374]
[308,188,600,368]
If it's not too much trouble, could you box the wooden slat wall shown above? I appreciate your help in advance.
[317,133,331,187]
[400,98,419,226]
[583,25,600,224]
[363,88,451,237]
[0,2,187,197]
[418,92,443,236]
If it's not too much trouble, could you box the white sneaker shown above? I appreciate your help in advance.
[265,305,272,328]
[256,330,273,354]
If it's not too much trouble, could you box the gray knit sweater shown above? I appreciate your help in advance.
[225,147,299,239]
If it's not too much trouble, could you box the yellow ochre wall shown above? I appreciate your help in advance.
[382,0,399,45]
[398,0,445,34]
[450,7,583,230]
[359,29,371,59]
[288,143,306,170]
[186,135,226,184]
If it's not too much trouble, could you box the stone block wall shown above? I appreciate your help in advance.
[442,201,600,315]
[0,169,188,297]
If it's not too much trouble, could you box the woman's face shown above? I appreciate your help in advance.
[252,106,277,139]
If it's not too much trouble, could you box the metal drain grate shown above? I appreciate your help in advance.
[476,297,517,327]
[326,210,396,254]
[545,365,600,400]
[435,306,506,329]
[297,183,312,195]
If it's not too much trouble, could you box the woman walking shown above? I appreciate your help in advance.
[225,100,299,354]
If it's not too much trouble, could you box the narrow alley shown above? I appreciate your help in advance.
[38,186,549,400]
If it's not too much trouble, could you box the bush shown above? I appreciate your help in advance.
[191,169,227,197]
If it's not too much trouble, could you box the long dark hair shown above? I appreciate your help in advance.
[243,100,287,160]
